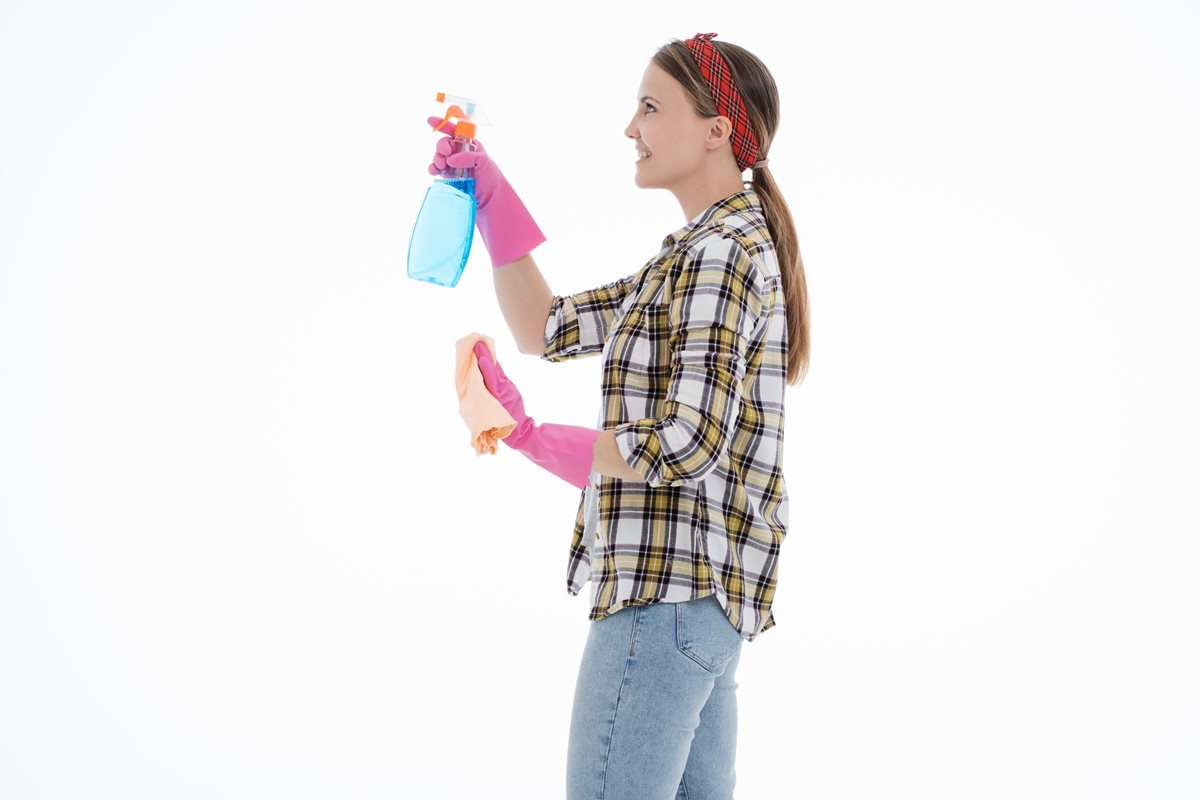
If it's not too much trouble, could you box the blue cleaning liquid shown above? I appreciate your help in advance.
[407,175,476,288]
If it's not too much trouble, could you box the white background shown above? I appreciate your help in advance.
[2,1,1198,797]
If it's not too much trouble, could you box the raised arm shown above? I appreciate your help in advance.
[493,251,555,356]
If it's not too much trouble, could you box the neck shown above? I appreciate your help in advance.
[673,164,748,223]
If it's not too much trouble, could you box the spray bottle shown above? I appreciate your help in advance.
[407,92,492,288]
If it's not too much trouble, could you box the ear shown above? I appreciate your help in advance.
[705,115,734,152]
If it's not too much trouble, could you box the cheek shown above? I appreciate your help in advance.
[649,128,693,160]
[645,128,675,156]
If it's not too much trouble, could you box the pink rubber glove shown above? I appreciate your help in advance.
[473,341,601,490]
[427,116,547,268]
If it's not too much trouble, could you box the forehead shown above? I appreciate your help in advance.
[637,62,675,97]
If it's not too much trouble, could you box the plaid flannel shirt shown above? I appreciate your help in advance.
[541,187,789,641]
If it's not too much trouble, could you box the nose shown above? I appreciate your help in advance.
[625,112,640,142]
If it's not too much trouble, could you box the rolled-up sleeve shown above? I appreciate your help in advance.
[611,235,764,488]
[541,273,638,363]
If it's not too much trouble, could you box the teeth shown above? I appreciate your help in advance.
[638,152,651,159]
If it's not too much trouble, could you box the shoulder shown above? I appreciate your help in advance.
[679,224,765,292]
[684,211,778,284]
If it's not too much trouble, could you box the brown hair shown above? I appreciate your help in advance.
[652,37,810,386]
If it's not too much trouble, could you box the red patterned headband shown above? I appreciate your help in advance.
[684,32,767,172]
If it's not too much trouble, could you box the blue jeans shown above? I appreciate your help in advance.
[566,593,744,800]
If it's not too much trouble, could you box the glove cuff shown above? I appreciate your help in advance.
[476,179,547,268]
[510,421,602,490]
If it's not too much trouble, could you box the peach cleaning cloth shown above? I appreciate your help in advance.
[455,332,517,455]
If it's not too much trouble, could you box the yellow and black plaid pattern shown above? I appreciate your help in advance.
[542,187,789,642]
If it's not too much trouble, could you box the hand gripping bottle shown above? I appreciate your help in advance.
[407,92,492,288]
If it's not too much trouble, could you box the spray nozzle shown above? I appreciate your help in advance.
[431,92,493,140]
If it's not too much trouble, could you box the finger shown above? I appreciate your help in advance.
[427,116,488,155]
[426,115,456,135]
[480,349,510,397]
[490,354,511,384]
[427,117,456,173]
[430,138,455,172]
[427,111,490,175]
[446,149,488,170]
[432,137,488,175]
[475,340,504,372]
[473,342,498,392]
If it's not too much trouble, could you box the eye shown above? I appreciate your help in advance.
[644,102,656,113]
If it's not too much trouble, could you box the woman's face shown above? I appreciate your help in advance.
[625,62,721,188]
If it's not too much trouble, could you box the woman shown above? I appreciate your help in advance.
[429,32,809,800]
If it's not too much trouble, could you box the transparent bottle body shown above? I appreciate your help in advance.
[407,136,478,288]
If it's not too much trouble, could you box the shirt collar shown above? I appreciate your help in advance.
[660,186,763,252]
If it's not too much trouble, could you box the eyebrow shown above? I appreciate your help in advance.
[640,95,660,104]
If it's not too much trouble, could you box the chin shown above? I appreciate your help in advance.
[633,168,656,189]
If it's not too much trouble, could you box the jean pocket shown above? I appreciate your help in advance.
[675,594,742,672]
